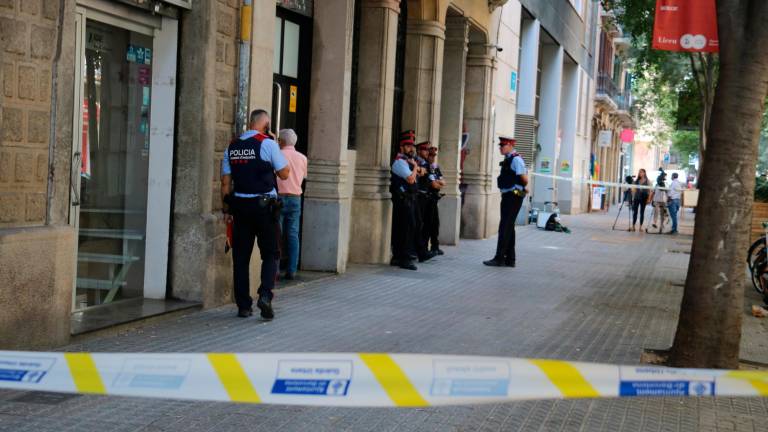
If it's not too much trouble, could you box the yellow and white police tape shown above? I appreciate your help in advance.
[529,172,664,191]
[0,351,766,406]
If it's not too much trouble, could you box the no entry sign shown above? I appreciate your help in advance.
[652,0,719,52]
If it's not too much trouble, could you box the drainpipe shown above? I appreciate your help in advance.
[235,0,252,134]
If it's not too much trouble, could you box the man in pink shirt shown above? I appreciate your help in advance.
[277,129,308,280]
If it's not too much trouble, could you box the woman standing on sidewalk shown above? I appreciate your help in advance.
[630,169,650,232]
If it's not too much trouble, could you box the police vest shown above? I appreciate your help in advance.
[416,157,431,193]
[228,135,276,195]
[428,165,443,193]
[497,152,522,190]
[390,154,418,195]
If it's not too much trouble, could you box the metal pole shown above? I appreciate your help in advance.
[235,0,253,134]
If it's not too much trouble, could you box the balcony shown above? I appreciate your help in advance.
[595,73,634,126]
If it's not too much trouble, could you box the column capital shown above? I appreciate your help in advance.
[407,20,446,40]
[361,0,400,13]
[467,52,496,68]
[444,16,469,46]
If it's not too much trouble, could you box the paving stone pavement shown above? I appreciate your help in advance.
[2,209,768,431]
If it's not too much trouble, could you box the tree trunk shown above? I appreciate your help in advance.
[669,0,768,369]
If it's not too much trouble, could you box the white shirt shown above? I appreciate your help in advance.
[668,179,683,200]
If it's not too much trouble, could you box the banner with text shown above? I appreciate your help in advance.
[652,0,718,52]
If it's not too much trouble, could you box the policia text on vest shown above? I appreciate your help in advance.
[484,136,528,268]
[221,110,290,320]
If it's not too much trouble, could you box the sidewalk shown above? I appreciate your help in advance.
[1,208,768,431]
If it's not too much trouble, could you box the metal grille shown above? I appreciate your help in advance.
[514,114,537,167]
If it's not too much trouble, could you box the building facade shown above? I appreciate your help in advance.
[1,0,540,349]
[590,4,635,209]
[512,0,599,216]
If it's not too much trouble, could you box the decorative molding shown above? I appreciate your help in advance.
[444,17,470,47]
[304,160,350,201]
[406,20,446,40]
[353,166,392,200]
[361,0,400,13]
[462,171,494,188]
[488,0,509,12]
[466,53,496,68]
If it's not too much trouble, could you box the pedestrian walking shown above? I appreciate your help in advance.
[484,136,528,268]
[276,129,307,280]
[647,173,668,234]
[221,109,290,319]
[390,130,420,270]
[666,172,683,234]
[415,141,437,262]
[630,168,651,232]
[426,146,446,255]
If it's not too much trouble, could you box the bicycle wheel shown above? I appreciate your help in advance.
[751,245,767,295]
[748,237,766,271]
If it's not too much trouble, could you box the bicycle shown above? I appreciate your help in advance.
[748,222,768,301]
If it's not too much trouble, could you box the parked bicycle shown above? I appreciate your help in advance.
[748,221,768,302]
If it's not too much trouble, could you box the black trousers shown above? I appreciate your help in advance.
[231,197,279,310]
[494,192,524,263]
[421,196,440,251]
[415,194,431,258]
[632,196,648,226]
[391,194,417,261]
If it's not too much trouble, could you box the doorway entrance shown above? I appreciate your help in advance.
[70,1,178,315]
[272,7,312,154]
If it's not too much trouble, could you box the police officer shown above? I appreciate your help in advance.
[415,141,437,262]
[221,109,290,319]
[390,130,420,270]
[426,146,446,255]
[484,136,528,267]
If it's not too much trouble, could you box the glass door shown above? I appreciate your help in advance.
[72,16,153,310]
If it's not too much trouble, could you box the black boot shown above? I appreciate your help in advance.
[398,260,418,270]
[483,257,505,267]
[256,294,274,320]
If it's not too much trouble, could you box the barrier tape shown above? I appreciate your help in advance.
[529,172,669,191]
[0,351,766,407]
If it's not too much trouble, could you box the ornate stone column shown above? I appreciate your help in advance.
[436,16,469,246]
[402,19,445,144]
[461,50,496,239]
[301,0,355,272]
[349,0,400,264]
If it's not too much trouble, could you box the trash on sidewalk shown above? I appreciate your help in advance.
[751,304,768,318]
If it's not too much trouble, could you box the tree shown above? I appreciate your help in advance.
[669,0,768,368]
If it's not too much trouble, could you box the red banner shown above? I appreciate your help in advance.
[652,0,719,52]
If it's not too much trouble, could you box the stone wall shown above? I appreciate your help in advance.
[171,0,242,308]
[0,0,59,227]
[213,0,239,212]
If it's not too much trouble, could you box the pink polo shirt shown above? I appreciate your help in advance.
[277,145,307,195]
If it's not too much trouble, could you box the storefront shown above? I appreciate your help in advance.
[69,0,185,315]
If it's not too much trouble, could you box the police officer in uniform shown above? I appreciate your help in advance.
[415,141,437,262]
[484,136,528,267]
[425,146,446,255]
[221,109,290,319]
[390,130,420,270]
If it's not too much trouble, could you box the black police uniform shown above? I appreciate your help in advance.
[489,151,525,266]
[424,163,444,254]
[390,152,419,270]
[415,154,434,261]
[226,133,280,318]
